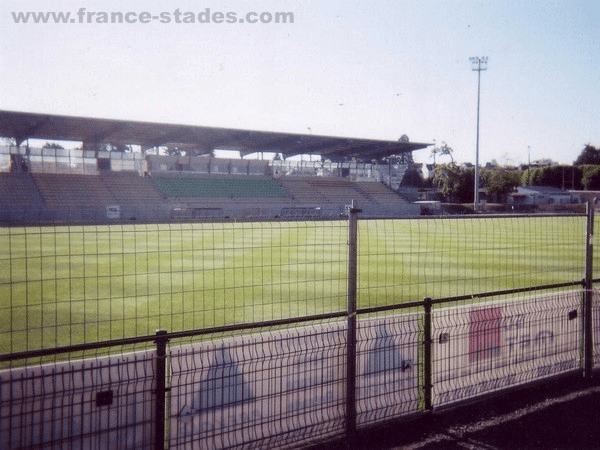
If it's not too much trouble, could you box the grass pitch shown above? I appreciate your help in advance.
[0,215,589,354]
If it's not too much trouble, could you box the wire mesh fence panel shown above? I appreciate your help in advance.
[432,290,582,407]
[593,289,600,368]
[1,214,597,448]
[168,321,347,449]
[0,347,156,449]
[595,215,600,280]
[186,221,348,328]
[357,216,586,307]
[355,312,422,427]
[0,221,349,354]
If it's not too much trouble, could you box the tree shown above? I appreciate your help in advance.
[430,146,438,165]
[394,133,413,165]
[433,163,474,203]
[164,146,184,156]
[400,165,425,187]
[112,144,133,153]
[41,142,64,150]
[378,152,413,165]
[581,165,600,190]
[97,143,132,153]
[401,152,414,164]
[574,144,600,165]
[431,141,454,165]
[520,165,583,190]
[437,142,454,164]
[482,168,520,203]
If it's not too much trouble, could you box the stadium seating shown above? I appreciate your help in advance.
[32,173,114,208]
[0,173,39,207]
[355,181,412,207]
[280,175,424,214]
[0,155,418,222]
[280,177,374,206]
[100,172,166,205]
[30,173,165,208]
[152,175,288,199]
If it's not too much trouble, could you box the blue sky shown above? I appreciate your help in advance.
[1,0,598,166]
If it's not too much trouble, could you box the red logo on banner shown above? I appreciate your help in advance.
[469,307,502,363]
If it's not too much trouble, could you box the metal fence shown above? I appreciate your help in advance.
[1,205,599,449]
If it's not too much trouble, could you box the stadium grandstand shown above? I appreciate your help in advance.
[0,110,430,223]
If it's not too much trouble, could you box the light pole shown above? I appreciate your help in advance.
[470,56,488,211]
[528,145,531,185]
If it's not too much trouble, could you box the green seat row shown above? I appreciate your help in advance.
[154,177,287,199]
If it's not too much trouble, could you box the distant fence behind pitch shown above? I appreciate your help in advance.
[2,213,600,449]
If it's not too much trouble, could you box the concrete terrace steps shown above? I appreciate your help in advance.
[0,173,42,207]
[99,172,166,204]
[354,181,409,206]
[280,177,408,208]
[30,173,167,208]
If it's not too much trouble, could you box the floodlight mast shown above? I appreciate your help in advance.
[470,56,488,211]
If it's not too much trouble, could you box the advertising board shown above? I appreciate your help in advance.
[356,314,420,425]
[170,322,347,449]
[0,350,155,449]
[433,291,582,406]
[170,313,421,448]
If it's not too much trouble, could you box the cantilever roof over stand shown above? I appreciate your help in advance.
[0,110,430,161]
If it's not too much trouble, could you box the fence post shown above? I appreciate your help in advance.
[423,297,433,411]
[346,201,361,449]
[154,329,169,450]
[584,199,595,378]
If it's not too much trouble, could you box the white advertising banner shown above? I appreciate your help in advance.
[170,313,421,449]
[0,350,155,450]
[433,291,582,406]
[356,314,420,425]
[170,322,347,449]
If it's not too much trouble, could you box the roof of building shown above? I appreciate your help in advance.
[0,110,430,160]
[518,185,572,195]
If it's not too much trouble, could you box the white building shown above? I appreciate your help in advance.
[510,186,581,205]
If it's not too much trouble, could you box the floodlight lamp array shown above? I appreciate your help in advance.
[470,56,488,71]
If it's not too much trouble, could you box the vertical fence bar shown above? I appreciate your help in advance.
[423,297,433,411]
[154,329,169,450]
[346,201,361,449]
[584,199,595,378]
